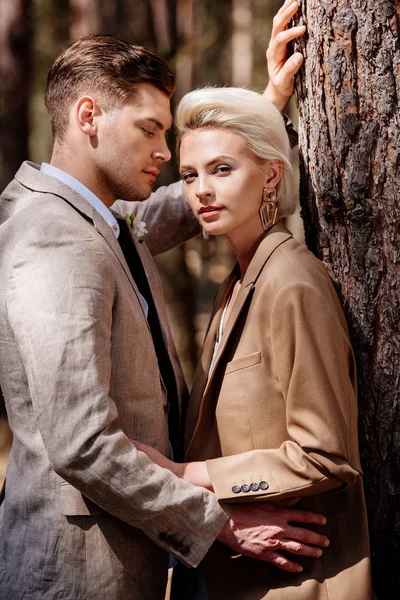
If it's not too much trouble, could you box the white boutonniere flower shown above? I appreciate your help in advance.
[125,213,148,240]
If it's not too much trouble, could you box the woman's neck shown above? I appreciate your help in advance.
[227,228,265,279]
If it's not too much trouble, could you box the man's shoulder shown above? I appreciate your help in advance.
[0,185,87,237]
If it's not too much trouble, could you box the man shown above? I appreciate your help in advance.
[0,11,326,600]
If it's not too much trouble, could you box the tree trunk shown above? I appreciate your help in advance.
[294,1,400,597]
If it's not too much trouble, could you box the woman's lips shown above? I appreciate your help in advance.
[198,206,224,219]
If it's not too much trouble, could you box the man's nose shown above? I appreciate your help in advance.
[152,142,171,163]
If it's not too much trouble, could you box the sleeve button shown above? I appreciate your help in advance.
[181,545,191,556]
[250,483,259,491]
[259,481,269,490]
[241,484,250,493]
[232,485,241,494]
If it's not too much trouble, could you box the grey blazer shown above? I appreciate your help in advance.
[0,162,229,600]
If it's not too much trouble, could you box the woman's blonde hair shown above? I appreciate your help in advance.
[175,87,295,217]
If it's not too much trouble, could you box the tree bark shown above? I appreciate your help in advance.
[294,1,400,597]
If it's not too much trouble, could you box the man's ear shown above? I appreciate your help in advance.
[264,160,283,188]
[74,96,98,137]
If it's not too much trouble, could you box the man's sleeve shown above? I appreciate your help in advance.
[112,181,200,256]
[6,219,228,567]
[206,280,360,502]
[283,114,299,149]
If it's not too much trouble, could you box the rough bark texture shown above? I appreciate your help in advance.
[294,1,400,597]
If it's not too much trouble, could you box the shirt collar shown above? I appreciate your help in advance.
[40,162,120,238]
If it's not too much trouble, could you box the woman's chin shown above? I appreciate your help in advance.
[203,225,227,237]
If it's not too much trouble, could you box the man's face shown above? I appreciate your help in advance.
[96,83,172,202]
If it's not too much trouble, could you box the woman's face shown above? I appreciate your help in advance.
[179,128,278,242]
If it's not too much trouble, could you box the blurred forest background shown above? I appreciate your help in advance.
[0,0,304,485]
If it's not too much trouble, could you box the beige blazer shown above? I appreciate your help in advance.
[0,162,229,600]
[184,223,373,600]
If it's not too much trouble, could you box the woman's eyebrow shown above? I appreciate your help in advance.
[180,155,235,173]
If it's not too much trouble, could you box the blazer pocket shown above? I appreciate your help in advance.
[60,482,107,516]
[225,350,261,375]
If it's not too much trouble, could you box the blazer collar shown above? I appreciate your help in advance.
[185,222,293,454]
[15,162,147,315]
[207,221,292,385]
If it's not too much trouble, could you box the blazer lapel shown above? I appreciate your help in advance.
[184,269,237,448]
[185,222,293,455]
[15,162,147,316]
[129,230,171,342]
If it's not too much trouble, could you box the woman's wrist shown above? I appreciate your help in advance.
[180,461,213,491]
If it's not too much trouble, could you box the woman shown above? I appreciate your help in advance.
[135,83,373,600]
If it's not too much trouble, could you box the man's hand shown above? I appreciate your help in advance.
[217,502,329,573]
[264,0,306,113]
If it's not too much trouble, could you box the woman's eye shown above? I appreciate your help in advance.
[182,172,196,182]
[216,165,231,175]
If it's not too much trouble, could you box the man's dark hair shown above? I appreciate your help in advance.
[45,34,175,140]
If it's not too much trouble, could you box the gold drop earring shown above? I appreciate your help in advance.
[259,187,279,231]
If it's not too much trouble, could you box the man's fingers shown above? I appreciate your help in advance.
[261,551,303,573]
[272,0,301,38]
[274,26,306,49]
[274,53,304,88]
[267,27,305,70]
[287,525,330,549]
[281,507,327,526]
[281,540,324,558]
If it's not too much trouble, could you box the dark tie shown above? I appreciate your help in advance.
[117,220,182,460]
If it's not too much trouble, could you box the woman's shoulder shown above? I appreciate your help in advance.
[259,235,337,298]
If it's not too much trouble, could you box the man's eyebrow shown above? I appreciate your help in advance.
[140,117,171,132]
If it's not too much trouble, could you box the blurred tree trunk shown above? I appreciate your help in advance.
[153,0,200,384]
[30,0,70,165]
[0,0,32,419]
[232,0,252,86]
[295,1,399,597]
[69,0,100,40]
[0,0,32,191]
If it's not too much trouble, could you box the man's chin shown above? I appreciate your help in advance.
[118,185,152,202]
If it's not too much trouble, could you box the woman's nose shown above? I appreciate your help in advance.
[195,175,213,200]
